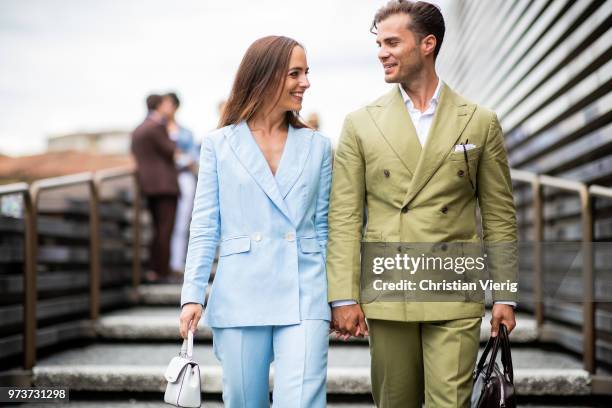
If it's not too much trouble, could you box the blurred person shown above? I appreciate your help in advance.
[164,92,199,276]
[217,99,227,119]
[131,93,179,283]
[326,1,518,407]
[179,36,332,407]
[306,112,320,130]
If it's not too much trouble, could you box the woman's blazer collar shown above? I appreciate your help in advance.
[223,120,314,226]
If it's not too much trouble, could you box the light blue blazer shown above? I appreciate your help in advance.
[180,121,333,327]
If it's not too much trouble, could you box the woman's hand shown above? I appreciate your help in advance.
[179,303,203,339]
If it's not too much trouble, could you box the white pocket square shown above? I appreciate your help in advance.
[454,143,477,152]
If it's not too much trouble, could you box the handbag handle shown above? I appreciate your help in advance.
[477,323,514,382]
[475,324,513,383]
[483,330,501,380]
[180,330,194,359]
[475,330,499,376]
[499,324,514,383]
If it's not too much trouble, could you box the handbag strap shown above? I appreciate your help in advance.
[499,324,514,383]
[475,336,494,374]
[476,327,500,375]
[180,330,194,359]
[483,330,502,380]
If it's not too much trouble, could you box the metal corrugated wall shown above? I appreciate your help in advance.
[439,0,612,240]
[438,0,612,368]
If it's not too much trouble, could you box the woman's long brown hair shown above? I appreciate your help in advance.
[218,36,308,129]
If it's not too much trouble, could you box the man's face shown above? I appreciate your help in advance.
[157,97,177,119]
[375,13,424,84]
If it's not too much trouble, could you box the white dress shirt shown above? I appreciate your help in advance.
[399,78,442,147]
[331,79,516,309]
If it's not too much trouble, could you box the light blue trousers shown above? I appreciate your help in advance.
[211,320,329,408]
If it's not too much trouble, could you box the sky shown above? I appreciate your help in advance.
[0,0,446,156]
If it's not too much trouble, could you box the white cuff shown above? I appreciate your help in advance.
[494,301,517,308]
[331,299,357,308]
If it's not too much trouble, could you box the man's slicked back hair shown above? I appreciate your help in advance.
[371,0,445,59]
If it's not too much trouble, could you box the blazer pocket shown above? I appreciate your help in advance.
[448,146,482,161]
[299,237,321,253]
[363,231,383,242]
[219,236,251,256]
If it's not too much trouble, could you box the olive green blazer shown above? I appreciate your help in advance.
[326,83,518,322]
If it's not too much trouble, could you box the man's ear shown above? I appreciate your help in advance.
[421,34,437,58]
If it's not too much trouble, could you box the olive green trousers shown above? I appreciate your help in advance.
[368,317,482,408]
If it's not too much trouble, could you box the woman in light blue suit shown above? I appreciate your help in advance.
[179,36,332,407]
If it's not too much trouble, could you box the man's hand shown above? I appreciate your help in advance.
[179,303,202,339]
[331,304,368,341]
[490,304,516,337]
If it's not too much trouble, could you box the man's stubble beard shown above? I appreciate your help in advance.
[387,55,425,87]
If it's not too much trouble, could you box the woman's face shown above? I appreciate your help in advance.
[275,46,310,113]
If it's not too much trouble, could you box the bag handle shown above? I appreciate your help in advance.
[483,330,502,380]
[475,323,506,382]
[475,324,513,384]
[475,330,498,375]
[499,324,514,383]
[180,330,194,359]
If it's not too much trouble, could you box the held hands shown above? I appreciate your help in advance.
[330,304,368,341]
[179,303,202,339]
[490,304,516,337]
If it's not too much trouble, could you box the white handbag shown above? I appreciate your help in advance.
[164,330,202,407]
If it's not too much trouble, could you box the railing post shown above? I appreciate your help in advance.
[580,185,595,373]
[89,178,101,321]
[25,185,40,370]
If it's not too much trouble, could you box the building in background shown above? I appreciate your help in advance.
[438,0,612,371]
[47,130,131,155]
[0,130,133,185]
[438,0,611,188]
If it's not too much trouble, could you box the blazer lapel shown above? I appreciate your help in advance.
[275,125,313,199]
[402,83,476,207]
[224,121,293,225]
[367,86,421,176]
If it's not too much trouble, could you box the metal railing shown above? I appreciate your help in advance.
[91,167,142,318]
[511,168,612,375]
[0,168,141,369]
[0,183,35,370]
[2,166,611,380]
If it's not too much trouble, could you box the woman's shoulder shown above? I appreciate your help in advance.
[295,126,331,148]
[311,129,332,152]
[201,125,233,145]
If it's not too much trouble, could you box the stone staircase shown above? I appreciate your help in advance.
[23,284,612,407]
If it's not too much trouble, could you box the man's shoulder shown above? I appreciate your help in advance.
[445,86,496,122]
[133,118,164,136]
[131,119,148,136]
[341,87,398,125]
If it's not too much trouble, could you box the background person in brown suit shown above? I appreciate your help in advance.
[131,94,179,282]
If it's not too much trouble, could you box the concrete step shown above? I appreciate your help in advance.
[95,306,539,343]
[32,343,603,396]
[16,401,609,408]
[18,402,375,408]
[138,284,182,306]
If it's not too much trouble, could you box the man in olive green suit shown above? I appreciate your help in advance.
[327,1,518,407]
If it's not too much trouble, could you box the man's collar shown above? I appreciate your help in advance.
[399,78,442,112]
[147,111,167,125]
